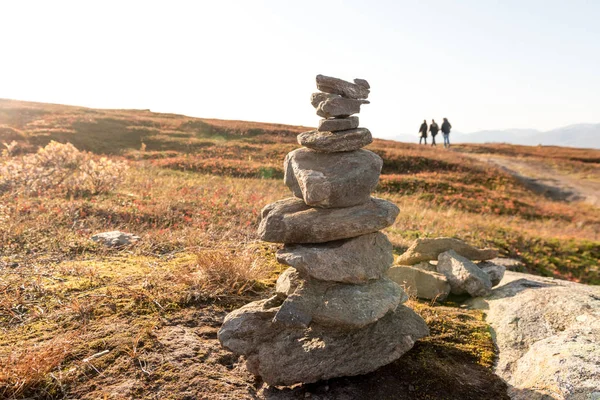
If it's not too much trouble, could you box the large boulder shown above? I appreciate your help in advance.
[297,128,372,153]
[316,74,370,99]
[397,237,498,265]
[437,250,492,297]
[218,297,428,387]
[276,232,393,283]
[317,116,359,132]
[468,271,600,399]
[387,265,451,301]
[274,271,406,329]
[316,97,369,118]
[476,261,506,286]
[284,148,381,208]
[258,197,399,243]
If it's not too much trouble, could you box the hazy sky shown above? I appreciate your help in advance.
[2,0,599,139]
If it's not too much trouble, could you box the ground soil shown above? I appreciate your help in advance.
[63,304,509,400]
[468,154,600,206]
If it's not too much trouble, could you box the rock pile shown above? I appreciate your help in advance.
[388,237,505,300]
[218,75,429,386]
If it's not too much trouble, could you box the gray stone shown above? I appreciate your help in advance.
[437,250,492,297]
[284,148,381,208]
[298,128,372,153]
[258,197,399,243]
[316,97,369,118]
[486,257,524,269]
[316,74,370,99]
[317,116,359,132]
[354,78,370,89]
[397,237,498,265]
[411,261,437,272]
[387,265,451,301]
[276,232,393,284]
[476,261,506,286]
[275,267,300,296]
[468,271,600,399]
[218,296,428,386]
[274,271,406,329]
[310,92,340,108]
[91,231,140,247]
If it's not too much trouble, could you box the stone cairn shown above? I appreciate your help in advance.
[218,75,429,386]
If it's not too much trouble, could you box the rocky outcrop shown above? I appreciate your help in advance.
[219,75,428,387]
[468,271,600,400]
[397,237,498,265]
[316,74,370,99]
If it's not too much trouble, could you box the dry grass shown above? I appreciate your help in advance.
[0,98,599,398]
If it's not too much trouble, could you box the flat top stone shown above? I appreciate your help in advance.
[316,97,369,119]
[316,74,370,99]
[276,232,393,283]
[298,128,373,153]
[258,197,399,243]
[397,237,498,265]
[317,116,359,132]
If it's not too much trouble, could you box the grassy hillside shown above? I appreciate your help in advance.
[0,99,598,398]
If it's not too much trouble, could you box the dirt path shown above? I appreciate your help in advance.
[469,154,600,207]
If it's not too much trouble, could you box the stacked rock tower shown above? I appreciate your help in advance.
[218,75,428,386]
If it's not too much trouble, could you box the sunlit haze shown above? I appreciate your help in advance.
[2,0,599,139]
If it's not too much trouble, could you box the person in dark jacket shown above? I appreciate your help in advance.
[429,119,439,146]
[441,118,452,148]
[419,120,428,144]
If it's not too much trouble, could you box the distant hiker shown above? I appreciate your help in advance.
[419,120,428,144]
[429,119,439,146]
[441,118,452,148]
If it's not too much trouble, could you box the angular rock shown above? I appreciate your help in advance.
[411,261,437,272]
[316,74,370,99]
[275,267,300,296]
[353,78,370,89]
[310,92,340,108]
[218,296,429,386]
[276,232,393,284]
[317,116,359,132]
[387,265,451,301]
[298,128,372,153]
[397,237,498,265]
[316,97,369,118]
[91,231,140,247]
[274,271,406,329]
[284,148,381,208]
[467,271,600,399]
[437,250,492,297]
[259,197,399,243]
[477,261,506,286]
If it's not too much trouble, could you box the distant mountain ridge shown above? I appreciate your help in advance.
[394,123,600,149]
